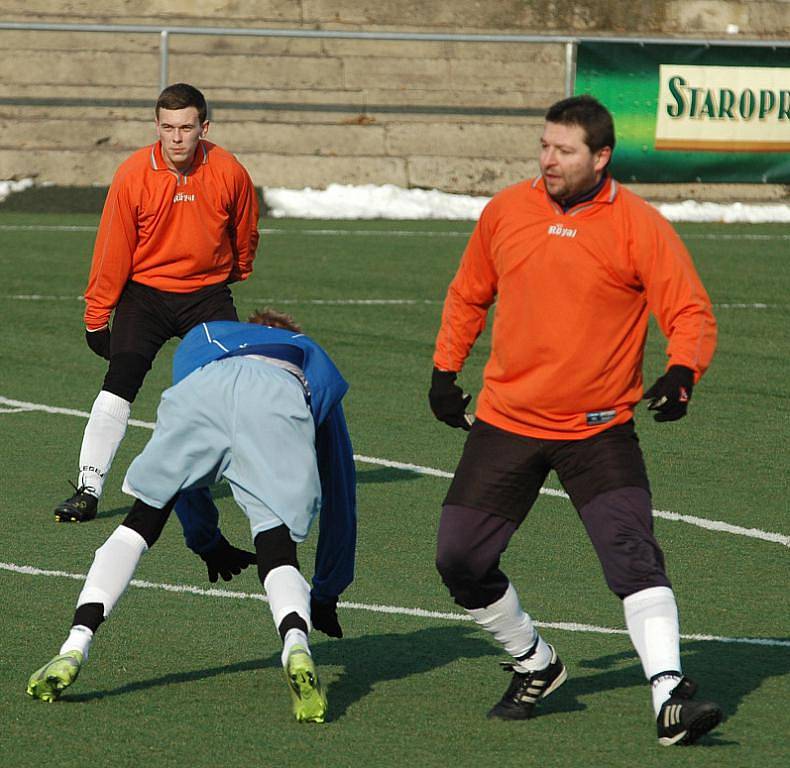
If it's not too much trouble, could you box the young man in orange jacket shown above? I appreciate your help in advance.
[429,95,722,746]
[54,83,259,523]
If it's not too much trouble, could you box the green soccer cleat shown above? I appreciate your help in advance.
[26,650,83,702]
[284,645,327,723]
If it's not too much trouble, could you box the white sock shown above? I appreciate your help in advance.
[281,628,310,668]
[263,564,312,633]
[623,586,682,716]
[77,525,148,617]
[651,672,682,715]
[467,582,553,671]
[78,390,131,497]
[59,625,94,662]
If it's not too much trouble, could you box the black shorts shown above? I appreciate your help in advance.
[102,281,238,401]
[444,418,650,522]
[109,281,238,359]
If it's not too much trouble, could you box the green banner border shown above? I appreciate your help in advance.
[575,42,790,183]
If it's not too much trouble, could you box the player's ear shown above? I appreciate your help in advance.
[200,121,210,138]
[594,145,612,174]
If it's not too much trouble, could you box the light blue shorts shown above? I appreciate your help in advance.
[123,356,320,542]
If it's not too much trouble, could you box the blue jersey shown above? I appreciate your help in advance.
[173,321,348,427]
[173,321,356,601]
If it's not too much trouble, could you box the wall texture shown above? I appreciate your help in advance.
[0,1,787,198]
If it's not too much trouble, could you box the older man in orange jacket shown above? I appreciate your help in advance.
[54,83,259,524]
[430,95,722,746]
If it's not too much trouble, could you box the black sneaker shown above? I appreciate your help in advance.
[487,645,567,720]
[656,676,723,746]
[54,483,98,523]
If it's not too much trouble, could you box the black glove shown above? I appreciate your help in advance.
[429,368,473,430]
[310,594,343,638]
[85,326,111,360]
[199,535,257,583]
[643,365,695,422]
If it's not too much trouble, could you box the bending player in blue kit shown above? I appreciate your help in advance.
[27,309,356,724]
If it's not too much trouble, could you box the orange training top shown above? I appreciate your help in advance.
[84,140,260,329]
[434,176,717,440]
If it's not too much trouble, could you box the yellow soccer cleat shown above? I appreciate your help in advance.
[26,650,83,702]
[284,645,327,723]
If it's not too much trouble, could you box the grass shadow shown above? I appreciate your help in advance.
[58,621,788,743]
[356,467,420,485]
[61,624,497,713]
[65,655,281,703]
[316,624,499,720]
[563,637,790,746]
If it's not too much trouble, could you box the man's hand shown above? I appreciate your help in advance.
[199,535,257,583]
[310,594,343,638]
[429,368,473,430]
[644,365,695,422]
[85,326,111,360]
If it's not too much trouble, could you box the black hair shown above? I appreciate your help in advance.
[545,95,615,153]
[155,83,208,123]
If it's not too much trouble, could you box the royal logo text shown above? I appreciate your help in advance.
[548,224,577,238]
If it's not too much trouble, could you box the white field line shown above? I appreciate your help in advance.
[0,224,98,232]
[1,395,788,548]
[1,561,786,648]
[2,294,779,310]
[0,223,471,237]
[263,228,473,238]
[8,294,85,301]
[250,298,441,305]
[683,233,790,241]
[2,223,790,241]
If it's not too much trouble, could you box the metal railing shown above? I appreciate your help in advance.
[2,21,788,99]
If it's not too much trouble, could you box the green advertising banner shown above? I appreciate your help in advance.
[575,42,790,182]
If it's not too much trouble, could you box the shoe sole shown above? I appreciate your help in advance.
[286,652,327,724]
[543,665,568,699]
[659,707,724,746]
[53,493,98,523]
[54,510,97,523]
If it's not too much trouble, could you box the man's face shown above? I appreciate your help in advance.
[155,106,208,171]
[539,121,611,202]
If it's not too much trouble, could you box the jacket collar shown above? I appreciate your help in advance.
[532,173,619,215]
[149,140,209,175]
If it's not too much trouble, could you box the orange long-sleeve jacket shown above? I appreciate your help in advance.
[84,140,259,329]
[434,175,717,440]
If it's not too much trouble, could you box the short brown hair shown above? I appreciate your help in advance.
[155,83,208,123]
[545,95,615,154]
[247,307,302,333]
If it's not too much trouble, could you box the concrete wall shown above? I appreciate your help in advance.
[0,1,788,199]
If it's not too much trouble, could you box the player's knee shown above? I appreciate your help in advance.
[436,538,466,585]
[436,536,491,590]
[601,538,671,599]
[255,525,299,584]
[580,487,670,598]
[436,549,505,609]
[121,497,174,548]
[102,352,152,403]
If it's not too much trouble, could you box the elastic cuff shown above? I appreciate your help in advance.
[190,529,223,556]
